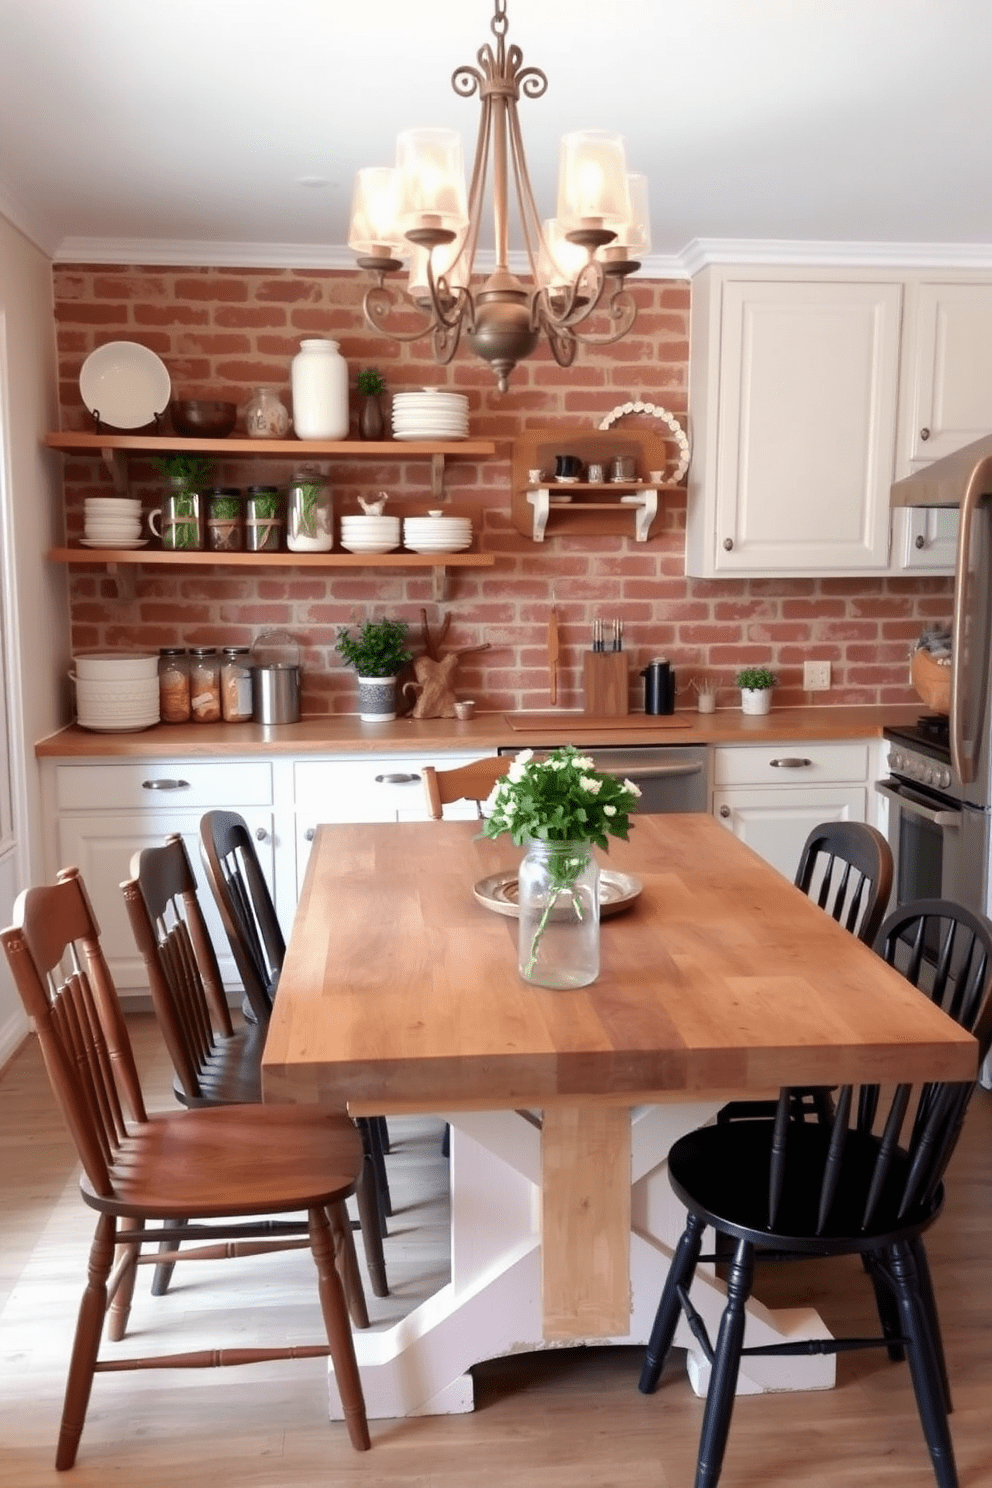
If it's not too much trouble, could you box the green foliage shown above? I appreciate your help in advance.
[150,454,214,484]
[735,666,778,690]
[336,617,412,677]
[482,745,640,852]
[357,367,386,396]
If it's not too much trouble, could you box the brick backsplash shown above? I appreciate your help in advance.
[53,264,950,715]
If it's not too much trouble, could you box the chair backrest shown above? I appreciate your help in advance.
[0,866,148,1198]
[199,809,284,1021]
[122,834,234,1103]
[766,897,992,1237]
[421,755,510,820]
[794,820,894,944]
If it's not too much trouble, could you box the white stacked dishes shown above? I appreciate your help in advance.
[339,514,402,554]
[402,510,473,553]
[82,497,145,548]
[71,652,159,731]
[391,390,469,442]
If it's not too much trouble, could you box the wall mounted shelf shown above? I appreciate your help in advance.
[511,427,684,541]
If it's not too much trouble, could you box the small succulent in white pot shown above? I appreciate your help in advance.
[735,666,778,716]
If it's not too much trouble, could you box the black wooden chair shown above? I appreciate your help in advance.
[198,808,391,1295]
[718,819,894,1126]
[638,897,992,1488]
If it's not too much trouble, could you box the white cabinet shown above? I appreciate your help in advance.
[44,759,276,992]
[711,741,876,882]
[686,270,903,577]
[293,751,490,896]
[890,506,959,573]
[897,280,992,473]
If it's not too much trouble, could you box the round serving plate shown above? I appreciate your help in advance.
[473,869,643,919]
[79,341,171,430]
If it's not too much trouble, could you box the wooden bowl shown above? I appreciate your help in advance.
[911,648,951,713]
[171,399,237,438]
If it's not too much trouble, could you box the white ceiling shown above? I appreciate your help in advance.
[2,0,991,272]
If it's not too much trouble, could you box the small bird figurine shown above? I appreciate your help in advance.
[358,491,388,515]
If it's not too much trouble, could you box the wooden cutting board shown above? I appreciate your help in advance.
[504,712,691,731]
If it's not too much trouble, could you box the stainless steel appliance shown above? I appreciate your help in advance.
[498,744,709,815]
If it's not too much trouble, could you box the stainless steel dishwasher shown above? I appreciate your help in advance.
[498,744,709,814]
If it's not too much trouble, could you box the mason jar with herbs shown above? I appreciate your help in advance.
[221,646,253,722]
[245,485,283,552]
[206,487,243,551]
[286,470,333,552]
[188,647,222,722]
[157,647,191,723]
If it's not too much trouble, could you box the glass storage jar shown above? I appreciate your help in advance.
[151,478,203,550]
[221,646,254,722]
[245,485,283,552]
[286,469,333,552]
[243,385,290,438]
[517,839,600,989]
[157,648,190,724]
[188,647,222,722]
[206,487,242,551]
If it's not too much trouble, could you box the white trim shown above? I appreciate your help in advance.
[680,238,992,276]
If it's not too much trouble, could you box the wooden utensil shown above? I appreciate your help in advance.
[548,605,559,702]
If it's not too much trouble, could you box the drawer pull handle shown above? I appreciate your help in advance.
[915,534,926,549]
[374,773,421,785]
[305,827,315,842]
[141,779,191,791]
[920,426,931,441]
[769,757,813,769]
[255,828,268,842]
[719,805,731,818]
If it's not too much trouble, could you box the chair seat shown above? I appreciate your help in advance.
[81,1104,363,1220]
[175,1022,269,1106]
[668,1119,945,1254]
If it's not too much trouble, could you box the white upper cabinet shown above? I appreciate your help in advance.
[686,270,904,577]
[897,280,992,473]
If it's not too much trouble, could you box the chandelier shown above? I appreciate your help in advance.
[347,0,650,393]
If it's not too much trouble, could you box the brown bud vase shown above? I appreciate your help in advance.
[359,395,385,441]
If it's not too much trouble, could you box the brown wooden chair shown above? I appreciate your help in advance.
[719,819,894,1126]
[198,810,390,1295]
[0,865,371,1470]
[421,754,510,819]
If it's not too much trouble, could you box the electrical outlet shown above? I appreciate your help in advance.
[803,660,831,691]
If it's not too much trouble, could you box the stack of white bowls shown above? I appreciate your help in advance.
[339,514,402,554]
[71,652,159,731]
[403,510,473,553]
[82,497,144,548]
[391,390,469,442]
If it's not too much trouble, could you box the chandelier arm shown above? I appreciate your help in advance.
[363,282,449,345]
[560,284,639,348]
[536,258,609,330]
[424,255,475,334]
[431,320,464,366]
[538,318,578,370]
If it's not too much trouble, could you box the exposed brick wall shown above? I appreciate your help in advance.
[52,264,951,716]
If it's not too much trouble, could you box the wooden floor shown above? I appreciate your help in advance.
[2,1012,992,1487]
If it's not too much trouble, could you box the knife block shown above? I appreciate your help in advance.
[583,651,629,716]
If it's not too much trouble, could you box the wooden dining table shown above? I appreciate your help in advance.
[261,813,977,1421]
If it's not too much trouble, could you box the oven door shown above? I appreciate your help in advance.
[874,775,988,919]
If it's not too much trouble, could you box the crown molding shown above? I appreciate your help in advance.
[52,238,358,269]
[679,238,992,276]
[0,190,57,258]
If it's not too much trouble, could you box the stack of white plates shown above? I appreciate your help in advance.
[339,514,401,554]
[403,511,473,553]
[82,497,146,549]
[71,652,159,731]
[391,390,469,442]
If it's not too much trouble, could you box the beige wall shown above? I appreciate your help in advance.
[0,211,68,1058]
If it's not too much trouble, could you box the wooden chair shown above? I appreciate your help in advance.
[198,809,390,1295]
[421,754,509,819]
[718,819,894,1126]
[639,897,992,1488]
[0,866,371,1469]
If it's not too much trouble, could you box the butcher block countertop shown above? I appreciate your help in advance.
[35,704,922,758]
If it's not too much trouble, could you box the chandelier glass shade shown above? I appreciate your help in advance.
[347,0,650,392]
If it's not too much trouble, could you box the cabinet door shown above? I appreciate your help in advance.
[56,808,275,992]
[712,786,867,882]
[706,279,902,573]
[890,506,959,573]
[904,282,992,467]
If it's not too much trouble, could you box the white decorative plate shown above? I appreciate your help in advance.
[473,869,643,919]
[79,342,171,430]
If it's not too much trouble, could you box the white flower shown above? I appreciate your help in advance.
[579,776,602,794]
[507,748,534,783]
[603,804,617,817]
[574,755,595,771]
[623,777,643,798]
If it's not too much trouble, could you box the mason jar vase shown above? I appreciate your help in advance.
[516,839,600,989]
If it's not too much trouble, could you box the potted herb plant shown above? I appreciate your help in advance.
[336,617,413,721]
[149,454,213,550]
[735,666,778,716]
[356,367,387,441]
[482,745,641,988]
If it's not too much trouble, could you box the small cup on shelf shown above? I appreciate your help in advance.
[453,699,476,721]
[528,468,544,484]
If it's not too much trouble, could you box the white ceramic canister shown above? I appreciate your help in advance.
[291,338,349,440]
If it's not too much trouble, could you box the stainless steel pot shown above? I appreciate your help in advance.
[252,663,301,724]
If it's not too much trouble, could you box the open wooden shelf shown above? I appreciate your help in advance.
[511,427,684,541]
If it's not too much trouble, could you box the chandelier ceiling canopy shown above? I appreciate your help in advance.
[348,0,650,393]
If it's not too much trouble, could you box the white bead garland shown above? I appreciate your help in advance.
[597,402,690,483]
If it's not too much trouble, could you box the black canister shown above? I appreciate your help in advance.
[641,658,676,715]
